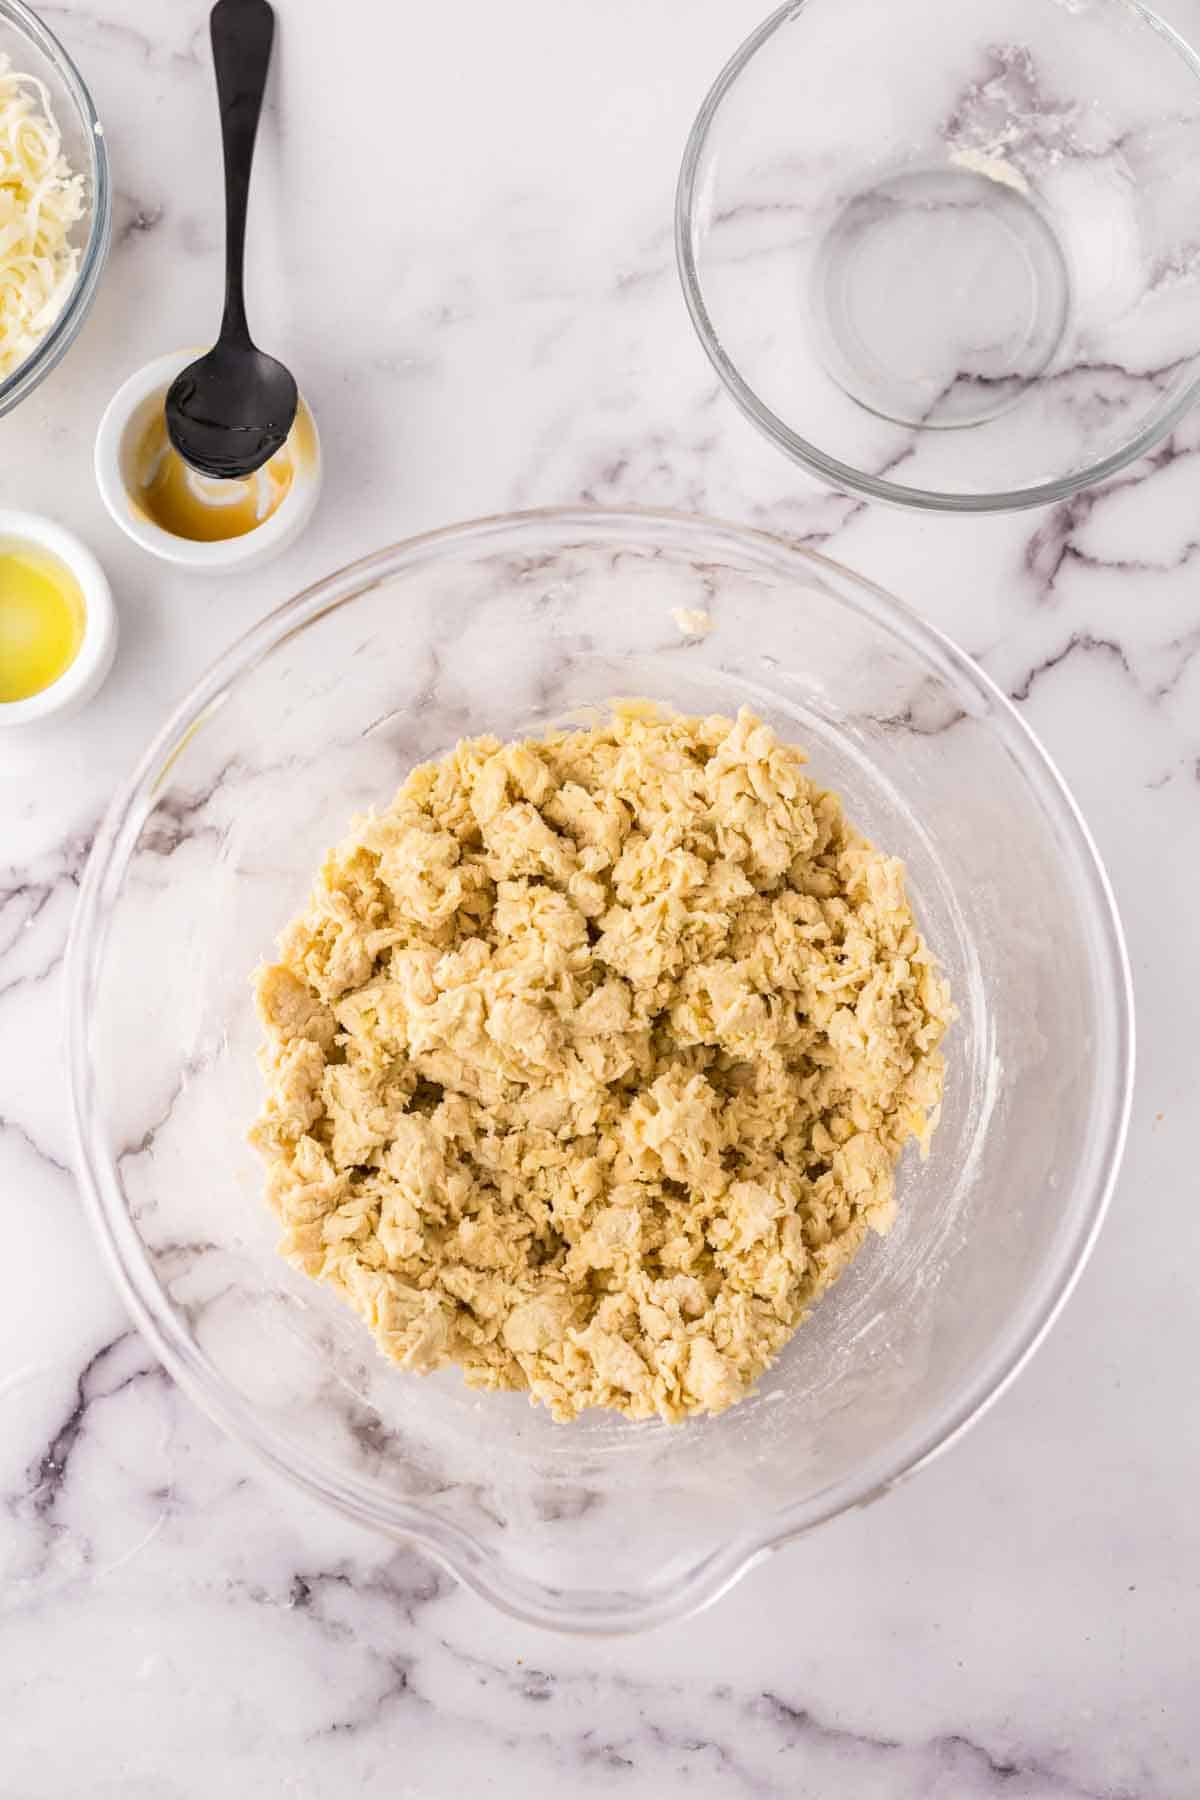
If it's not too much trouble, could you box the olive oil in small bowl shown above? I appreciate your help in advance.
[0,543,86,702]
[0,513,116,728]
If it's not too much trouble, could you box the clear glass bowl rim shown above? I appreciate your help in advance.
[674,0,1200,515]
[66,505,1136,1632]
[0,0,112,417]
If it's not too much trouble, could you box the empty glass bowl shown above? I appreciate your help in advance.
[677,0,1200,511]
[67,509,1133,1631]
[0,0,110,417]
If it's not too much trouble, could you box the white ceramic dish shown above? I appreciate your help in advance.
[0,509,116,728]
[94,349,321,573]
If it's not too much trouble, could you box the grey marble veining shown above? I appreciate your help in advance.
[2,0,1199,1794]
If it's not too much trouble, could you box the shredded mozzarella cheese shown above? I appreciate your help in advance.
[0,53,86,382]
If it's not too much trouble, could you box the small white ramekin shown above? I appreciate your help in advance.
[0,509,117,729]
[94,349,322,572]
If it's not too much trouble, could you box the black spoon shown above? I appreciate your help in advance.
[166,0,297,480]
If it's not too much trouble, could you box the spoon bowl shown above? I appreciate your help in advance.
[166,341,297,480]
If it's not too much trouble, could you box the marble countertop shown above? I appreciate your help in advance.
[3,1,1199,1793]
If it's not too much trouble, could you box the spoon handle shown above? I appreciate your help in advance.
[211,0,276,347]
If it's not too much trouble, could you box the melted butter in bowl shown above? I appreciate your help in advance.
[131,401,317,543]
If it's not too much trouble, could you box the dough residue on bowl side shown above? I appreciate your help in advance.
[250,705,952,1422]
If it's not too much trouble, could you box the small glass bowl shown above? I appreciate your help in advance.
[677,0,1200,512]
[67,509,1133,1633]
[0,0,111,418]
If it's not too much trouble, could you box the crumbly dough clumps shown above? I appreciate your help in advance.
[251,706,951,1422]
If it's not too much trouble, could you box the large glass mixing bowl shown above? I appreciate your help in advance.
[67,509,1134,1633]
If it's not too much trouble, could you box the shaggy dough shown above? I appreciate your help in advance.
[251,706,951,1423]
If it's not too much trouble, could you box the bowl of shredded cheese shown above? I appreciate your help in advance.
[0,0,109,416]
